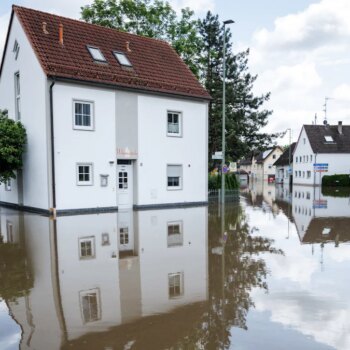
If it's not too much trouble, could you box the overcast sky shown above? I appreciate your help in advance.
[1,0,350,143]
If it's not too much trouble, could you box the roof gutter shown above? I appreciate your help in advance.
[49,80,56,214]
[47,75,212,102]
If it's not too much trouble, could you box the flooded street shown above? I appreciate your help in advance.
[1,183,350,349]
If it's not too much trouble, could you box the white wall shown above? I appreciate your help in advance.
[56,213,121,340]
[136,207,208,316]
[0,14,49,209]
[136,95,208,205]
[53,83,117,210]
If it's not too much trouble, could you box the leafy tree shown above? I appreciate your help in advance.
[81,0,202,77]
[199,12,278,168]
[0,109,27,184]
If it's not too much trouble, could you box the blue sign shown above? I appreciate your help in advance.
[313,163,328,172]
[222,165,229,173]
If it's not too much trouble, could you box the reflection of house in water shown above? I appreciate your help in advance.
[292,185,350,245]
[2,207,208,349]
[241,181,279,214]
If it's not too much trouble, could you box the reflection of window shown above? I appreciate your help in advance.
[101,233,110,246]
[120,227,129,244]
[167,111,182,136]
[80,289,101,323]
[168,272,184,298]
[79,237,95,259]
[307,171,311,179]
[6,221,13,243]
[167,221,183,247]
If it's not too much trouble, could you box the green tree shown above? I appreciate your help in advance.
[0,109,27,184]
[199,12,278,168]
[81,0,202,77]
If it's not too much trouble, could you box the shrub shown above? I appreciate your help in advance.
[208,173,239,190]
[322,174,350,187]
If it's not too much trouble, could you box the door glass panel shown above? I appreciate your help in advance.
[118,170,128,189]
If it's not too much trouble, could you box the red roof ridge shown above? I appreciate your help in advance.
[13,5,172,45]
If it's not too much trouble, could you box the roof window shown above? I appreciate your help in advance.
[113,51,132,67]
[87,46,107,62]
[324,136,334,142]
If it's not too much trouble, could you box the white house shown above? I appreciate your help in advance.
[293,123,350,186]
[0,6,210,215]
[274,142,296,186]
[239,147,283,181]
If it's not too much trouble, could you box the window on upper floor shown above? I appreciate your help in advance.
[13,40,20,60]
[310,155,313,163]
[5,179,11,191]
[167,111,182,137]
[73,101,94,130]
[14,72,21,120]
[167,164,182,190]
[113,51,132,67]
[273,154,276,159]
[87,46,107,62]
[77,163,93,185]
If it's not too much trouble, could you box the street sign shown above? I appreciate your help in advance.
[222,165,229,173]
[314,163,328,172]
[229,162,237,172]
[212,151,223,160]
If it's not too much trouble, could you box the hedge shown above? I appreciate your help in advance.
[322,174,350,187]
[208,173,239,190]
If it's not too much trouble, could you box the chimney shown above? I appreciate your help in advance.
[126,41,131,52]
[338,121,343,135]
[59,24,64,45]
[42,22,49,34]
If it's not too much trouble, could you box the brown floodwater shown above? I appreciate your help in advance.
[1,183,350,350]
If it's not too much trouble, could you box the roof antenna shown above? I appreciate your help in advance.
[323,97,333,125]
[314,113,317,125]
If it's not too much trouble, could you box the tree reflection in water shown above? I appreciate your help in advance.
[174,203,284,349]
[0,230,33,302]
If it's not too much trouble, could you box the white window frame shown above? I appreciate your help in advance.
[167,221,183,247]
[167,111,182,137]
[73,100,94,131]
[14,72,21,120]
[79,236,95,259]
[79,288,101,324]
[167,164,183,190]
[76,163,93,186]
[168,272,184,299]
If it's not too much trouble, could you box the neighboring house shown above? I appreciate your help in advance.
[0,6,210,215]
[251,147,283,181]
[274,143,296,185]
[293,122,350,186]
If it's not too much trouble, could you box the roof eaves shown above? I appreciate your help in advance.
[0,9,15,78]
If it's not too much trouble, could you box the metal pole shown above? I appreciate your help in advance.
[221,23,227,204]
[221,20,234,204]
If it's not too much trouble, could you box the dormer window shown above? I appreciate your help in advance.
[13,40,20,60]
[113,51,132,67]
[324,136,334,142]
[87,46,107,62]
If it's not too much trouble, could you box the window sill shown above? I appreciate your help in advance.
[77,183,93,186]
[167,187,182,191]
[73,126,95,131]
[167,133,182,138]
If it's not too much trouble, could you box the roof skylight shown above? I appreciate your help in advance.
[324,136,334,142]
[87,46,107,62]
[113,51,132,67]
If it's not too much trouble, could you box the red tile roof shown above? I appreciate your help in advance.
[5,5,210,100]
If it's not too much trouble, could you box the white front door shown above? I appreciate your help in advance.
[117,163,133,209]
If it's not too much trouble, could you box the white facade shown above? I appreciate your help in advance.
[0,13,209,213]
[293,126,350,186]
[250,148,283,181]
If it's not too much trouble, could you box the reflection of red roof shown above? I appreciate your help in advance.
[1,6,210,100]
